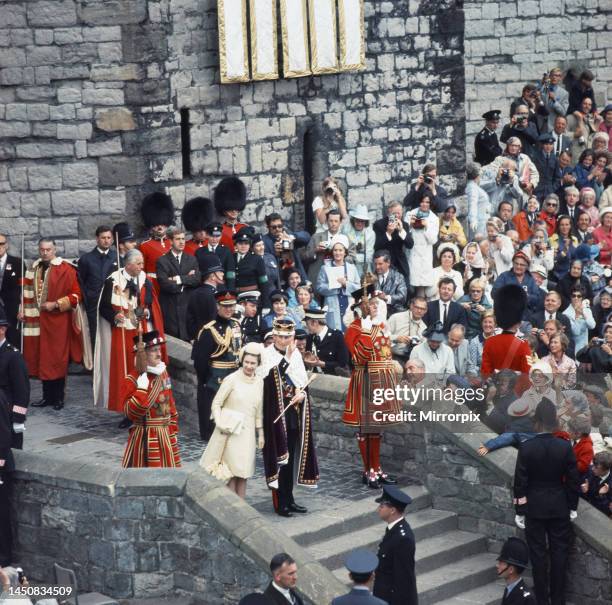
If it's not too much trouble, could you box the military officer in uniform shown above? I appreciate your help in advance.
[373,486,417,605]
[495,537,536,605]
[233,227,271,308]
[303,306,350,375]
[0,306,29,566]
[332,550,388,605]
[238,291,264,344]
[192,291,241,440]
[474,110,503,166]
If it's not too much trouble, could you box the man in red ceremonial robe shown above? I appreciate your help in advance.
[214,176,248,252]
[121,330,180,468]
[25,238,88,411]
[93,249,165,420]
[138,191,175,295]
[182,196,213,256]
[344,283,402,489]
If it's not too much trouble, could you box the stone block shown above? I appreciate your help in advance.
[20,192,52,216]
[104,572,133,599]
[82,26,122,42]
[125,79,170,105]
[246,118,280,142]
[87,137,122,156]
[133,572,173,597]
[356,145,383,166]
[91,63,143,81]
[60,42,98,64]
[57,122,94,140]
[88,539,115,568]
[26,45,62,67]
[0,192,20,218]
[57,87,82,103]
[28,164,62,190]
[99,156,147,186]
[54,28,84,45]
[82,88,125,106]
[0,48,26,68]
[99,189,127,213]
[39,217,78,236]
[122,25,168,62]
[1,4,27,28]
[78,0,147,25]
[52,190,100,215]
[16,142,73,159]
[0,121,30,138]
[62,162,99,188]
[28,0,77,26]
[123,127,180,155]
[95,108,136,132]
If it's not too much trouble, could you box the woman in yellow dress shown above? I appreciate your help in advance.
[200,342,265,498]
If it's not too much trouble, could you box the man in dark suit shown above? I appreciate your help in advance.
[0,233,24,349]
[509,84,549,135]
[529,290,575,357]
[332,549,387,605]
[263,553,304,605]
[373,486,417,605]
[373,202,414,286]
[233,227,271,307]
[551,116,572,157]
[423,277,467,334]
[303,306,349,375]
[372,250,407,316]
[474,109,503,166]
[195,222,236,290]
[533,133,559,200]
[558,186,581,226]
[263,213,310,284]
[186,254,224,341]
[156,226,201,341]
[495,538,536,605]
[513,398,580,605]
[78,225,117,346]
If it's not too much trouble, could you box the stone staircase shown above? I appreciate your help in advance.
[284,485,506,605]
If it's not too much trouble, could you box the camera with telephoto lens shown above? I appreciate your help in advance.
[325,186,335,195]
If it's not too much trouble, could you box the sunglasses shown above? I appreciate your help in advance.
[571,294,583,299]
[546,203,558,207]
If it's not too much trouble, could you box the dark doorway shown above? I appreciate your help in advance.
[180,108,191,178]
[303,128,315,233]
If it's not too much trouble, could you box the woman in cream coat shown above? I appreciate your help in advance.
[200,342,264,499]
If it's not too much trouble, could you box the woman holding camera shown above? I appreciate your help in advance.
[550,215,579,280]
[341,204,375,278]
[200,342,264,499]
[563,287,596,352]
[312,177,348,233]
[459,278,493,340]
[406,194,438,296]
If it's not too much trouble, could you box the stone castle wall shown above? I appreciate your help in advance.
[1,0,464,259]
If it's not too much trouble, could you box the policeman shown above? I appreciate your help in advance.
[373,486,417,605]
[192,291,241,440]
[332,550,387,605]
[495,537,536,605]
[196,222,236,289]
[238,290,264,344]
[474,109,503,166]
[533,132,559,200]
[0,306,29,566]
[233,227,271,307]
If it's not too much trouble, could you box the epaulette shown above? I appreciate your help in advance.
[203,320,216,329]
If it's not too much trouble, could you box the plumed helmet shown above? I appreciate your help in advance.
[493,284,526,330]
[498,537,529,569]
[140,191,175,228]
[214,176,247,214]
[182,197,213,233]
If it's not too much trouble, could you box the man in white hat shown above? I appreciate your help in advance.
[342,205,376,278]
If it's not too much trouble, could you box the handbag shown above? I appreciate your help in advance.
[216,408,244,435]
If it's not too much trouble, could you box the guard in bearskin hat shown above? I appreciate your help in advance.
[182,196,213,256]
[495,537,536,604]
[214,176,249,252]
[481,284,532,377]
[139,191,175,294]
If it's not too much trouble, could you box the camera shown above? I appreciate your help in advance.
[325,186,335,195]
[16,567,24,584]
[410,336,421,346]
[424,175,433,184]
[592,338,605,347]
[321,240,332,250]
[281,238,294,251]
[583,299,590,308]
[516,115,527,124]
[470,302,479,310]
[356,242,363,252]
[389,215,397,224]
[500,169,511,184]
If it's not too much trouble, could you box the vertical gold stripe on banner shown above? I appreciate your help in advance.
[280,0,311,78]
[219,0,250,83]
[250,0,279,80]
[338,0,366,71]
[308,0,339,75]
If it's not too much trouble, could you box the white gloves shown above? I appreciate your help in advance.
[514,515,525,530]
[12,423,26,434]
[136,372,149,390]
[361,316,372,331]
[569,510,577,521]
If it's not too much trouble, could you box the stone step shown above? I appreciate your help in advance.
[432,579,505,605]
[417,553,498,605]
[308,508,457,570]
[332,529,487,583]
[287,485,431,547]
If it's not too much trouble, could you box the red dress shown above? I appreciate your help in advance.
[121,370,181,468]
[139,237,172,294]
[343,319,402,429]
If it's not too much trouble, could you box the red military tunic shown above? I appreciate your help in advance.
[184,238,208,256]
[481,332,531,377]
[343,318,402,428]
[23,258,83,379]
[139,236,171,294]
[220,221,247,252]
[121,370,181,468]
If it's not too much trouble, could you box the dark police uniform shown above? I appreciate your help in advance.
[233,228,271,307]
[332,549,388,605]
[196,244,235,289]
[0,253,24,349]
[192,293,240,440]
[502,579,537,605]
[306,328,349,375]
[533,133,559,200]
[373,486,417,605]
[496,537,536,605]
[513,431,580,605]
[474,110,503,166]
[238,290,264,344]
[0,317,30,565]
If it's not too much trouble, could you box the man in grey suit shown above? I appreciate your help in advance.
[332,550,388,605]
[539,67,569,132]
[156,226,201,341]
[372,250,407,317]
[447,323,470,374]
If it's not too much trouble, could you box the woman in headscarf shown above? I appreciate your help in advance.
[454,241,487,291]
[556,259,594,309]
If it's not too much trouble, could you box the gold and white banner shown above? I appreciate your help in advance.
[338,0,365,70]
[308,0,339,74]
[218,0,249,83]
[280,0,311,78]
[250,0,279,80]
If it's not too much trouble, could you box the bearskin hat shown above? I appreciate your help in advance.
[493,284,526,330]
[182,197,213,233]
[140,191,175,228]
[214,176,247,215]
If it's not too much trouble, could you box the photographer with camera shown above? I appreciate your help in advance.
[485,217,515,278]
[341,205,376,278]
[562,287,596,353]
[402,163,449,212]
[567,97,602,161]
[538,68,569,131]
[311,177,348,233]
[501,105,540,160]
[510,83,549,134]
[577,322,612,376]
[388,296,428,362]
